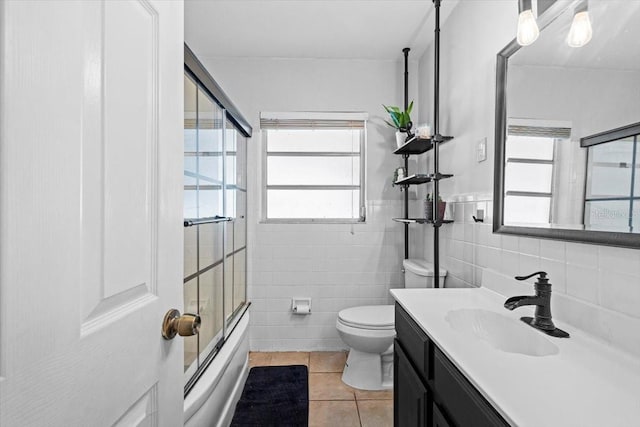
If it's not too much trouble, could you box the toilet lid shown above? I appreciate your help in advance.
[338,305,395,330]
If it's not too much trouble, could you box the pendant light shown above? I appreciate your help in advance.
[517,0,539,46]
[567,0,593,47]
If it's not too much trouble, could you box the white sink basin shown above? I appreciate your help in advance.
[445,308,559,357]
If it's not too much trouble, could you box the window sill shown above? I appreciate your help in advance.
[260,218,366,225]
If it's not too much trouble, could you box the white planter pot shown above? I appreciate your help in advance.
[396,131,406,148]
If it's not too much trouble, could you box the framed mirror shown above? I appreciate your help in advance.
[494,0,640,248]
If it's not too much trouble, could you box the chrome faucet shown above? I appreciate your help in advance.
[504,271,569,338]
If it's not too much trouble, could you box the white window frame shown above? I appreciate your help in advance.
[260,111,368,223]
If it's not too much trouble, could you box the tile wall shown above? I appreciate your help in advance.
[248,200,424,351]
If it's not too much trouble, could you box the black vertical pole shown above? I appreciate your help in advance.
[403,48,410,111]
[403,47,410,260]
[433,0,441,287]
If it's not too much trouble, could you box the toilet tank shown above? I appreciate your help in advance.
[403,259,447,288]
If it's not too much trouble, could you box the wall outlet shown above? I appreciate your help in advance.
[477,137,487,162]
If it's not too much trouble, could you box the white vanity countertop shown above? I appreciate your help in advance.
[391,288,640,427]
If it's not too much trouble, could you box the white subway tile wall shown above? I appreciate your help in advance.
[423,195,640,357]
[247,200,423,351]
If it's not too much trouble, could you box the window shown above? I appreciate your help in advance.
[503,123,570,225]
[260,112,367,222]
[583,122,640,233]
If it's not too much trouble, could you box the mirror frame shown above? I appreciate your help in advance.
[493,0,640,248]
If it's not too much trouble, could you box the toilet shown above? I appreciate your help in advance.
[336,259,447,390]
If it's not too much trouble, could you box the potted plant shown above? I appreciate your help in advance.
[425,193,446,221]
[383,101,414,147]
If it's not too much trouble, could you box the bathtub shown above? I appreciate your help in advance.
[184,312,250,427]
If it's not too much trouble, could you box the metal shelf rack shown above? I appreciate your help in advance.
[395,0,450,288]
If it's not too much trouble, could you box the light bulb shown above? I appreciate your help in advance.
[517,9,540,46]
[567,11,592,47]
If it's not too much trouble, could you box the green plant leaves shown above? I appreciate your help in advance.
[382,101,414,130]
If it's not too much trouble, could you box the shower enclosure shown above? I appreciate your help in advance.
[183,61,249,393]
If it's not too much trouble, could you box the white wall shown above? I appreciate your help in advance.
[198,56,424,350]
[416,1,640,356]
[509,65,640,140]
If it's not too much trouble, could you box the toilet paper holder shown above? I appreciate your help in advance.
[291,297,312,315]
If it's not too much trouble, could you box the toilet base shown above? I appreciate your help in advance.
[341,346,393,391]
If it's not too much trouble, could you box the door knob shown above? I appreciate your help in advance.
[162,309,201,340]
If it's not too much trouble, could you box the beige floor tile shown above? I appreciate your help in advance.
[354,388,393,400]
[357,399,393,427]
[268,351,310,367]
[309,351,347,373]
[309,372,355,401]
[248,352,271,368]
[309,401,360,427]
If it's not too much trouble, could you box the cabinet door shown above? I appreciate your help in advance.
[395,304,430,382]
[395,340,429,427]
[433,403,451,427]
[434,348,510,427]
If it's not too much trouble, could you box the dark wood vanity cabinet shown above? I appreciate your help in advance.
[432,403,451,427]
[394,304,510,427]
[395,343,429,426]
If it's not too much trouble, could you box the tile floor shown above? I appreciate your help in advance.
[249,351,393,427]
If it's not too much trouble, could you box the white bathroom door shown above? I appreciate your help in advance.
[0,1,186,426]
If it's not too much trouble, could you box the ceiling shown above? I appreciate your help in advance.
[184,0,444,61]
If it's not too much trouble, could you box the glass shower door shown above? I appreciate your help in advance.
[183,74,225,382]
[224,122,247,328]
[183,67,249,392]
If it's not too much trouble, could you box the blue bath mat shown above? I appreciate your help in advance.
[231,365,309,426]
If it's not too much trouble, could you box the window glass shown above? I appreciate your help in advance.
[263,125,365,221]
[587,139,633,198]
[504,195,551,225]
[268,129,360,152]
[267,156,360,186]
[504,133,556,224]
[505,135,554,160]
[584,134,639,233]
[267,189,360,219]
[585,200,630,232]
[505,163,553,193]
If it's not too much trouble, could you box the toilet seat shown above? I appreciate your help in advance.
[337,305,394,330]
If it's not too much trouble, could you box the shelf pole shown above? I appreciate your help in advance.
[403,48,410,112]
[433,0,441,287]
[403,47,410,260]
[404,155,409,259]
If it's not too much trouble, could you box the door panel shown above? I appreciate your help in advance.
[234,249,247,312]
[199,222,225,268]
[101,0,156,299]
[198,265,225,361]
[184,277,199,377]
[224,253,235,320]
[0,1,184,425]
[235,190,247,249]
